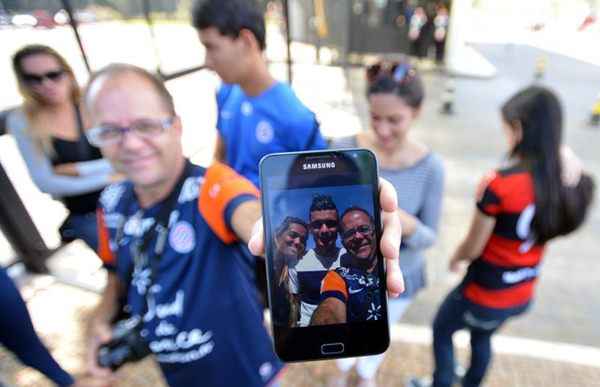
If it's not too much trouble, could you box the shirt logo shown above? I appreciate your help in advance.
[348,287,363,295]
[255,120,274,144]
[502,267,538,284]
[100,183,126,212]
[178,177,201,204]
[241,101,253,116]
[259,362,274,381]
[367,303,381,320]
[169,221,195,254]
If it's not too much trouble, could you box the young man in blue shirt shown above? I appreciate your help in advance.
[289,195,346,326]
[192,0,327,188]
[83,64,404,387]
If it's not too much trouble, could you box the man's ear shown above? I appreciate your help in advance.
[238,28,260,52]
[172,115,183,136]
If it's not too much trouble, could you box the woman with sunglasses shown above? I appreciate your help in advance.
[7,44,118,251]
[330,59,445,387]
[409,87,595,387]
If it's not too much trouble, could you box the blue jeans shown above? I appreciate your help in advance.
[59,212,98,251]
[432,288,529,387]
[0,267,74,386]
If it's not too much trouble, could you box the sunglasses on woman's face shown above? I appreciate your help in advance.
[22,69,65,85]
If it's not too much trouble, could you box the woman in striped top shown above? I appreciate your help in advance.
[330,59,445,387]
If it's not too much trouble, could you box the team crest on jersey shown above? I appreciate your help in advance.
[255,120,274,144]
[169,221,195,253]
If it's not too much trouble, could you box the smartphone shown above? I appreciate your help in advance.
[259,149,389,362]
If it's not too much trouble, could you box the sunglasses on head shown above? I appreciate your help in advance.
[310,219,337,229]
[22,69,64,85]
[366,61,414,85]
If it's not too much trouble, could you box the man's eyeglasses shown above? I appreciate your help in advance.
[22,69,65,85]
[341,224,373,240]
[310,219,337,230]
[86,117,175,147]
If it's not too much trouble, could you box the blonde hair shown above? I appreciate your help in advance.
[12,44,80,156]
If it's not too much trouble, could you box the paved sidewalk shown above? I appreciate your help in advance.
[1,271,599,386]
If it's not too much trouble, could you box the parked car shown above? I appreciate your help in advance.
[32,9,55,28]
[54,9,69,25]
[11,13,36,27]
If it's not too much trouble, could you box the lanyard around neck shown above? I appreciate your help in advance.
[121,160,193,316]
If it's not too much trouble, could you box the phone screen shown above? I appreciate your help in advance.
[260,149,389,362]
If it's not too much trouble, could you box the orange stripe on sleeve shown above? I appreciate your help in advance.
[96,208,115,265]
[321,271,348,301]
[199,162,260,244]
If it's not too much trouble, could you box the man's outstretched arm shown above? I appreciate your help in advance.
[310,297,346,325]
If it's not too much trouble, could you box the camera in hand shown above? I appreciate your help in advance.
[97,316,152,370]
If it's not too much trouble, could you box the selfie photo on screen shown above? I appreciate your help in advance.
[266,185,381,328]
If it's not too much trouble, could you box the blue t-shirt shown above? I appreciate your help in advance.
[216,82,327,187]
[98,164,283,387]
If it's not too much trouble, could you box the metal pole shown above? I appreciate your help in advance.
[0,162,51,273]
[142,0,164,78]
[282,0,293,84]
[60,0,91,74]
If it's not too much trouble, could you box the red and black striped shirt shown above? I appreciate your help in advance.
[463,166,545,309]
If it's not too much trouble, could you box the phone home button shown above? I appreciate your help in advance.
[321,342,345,355]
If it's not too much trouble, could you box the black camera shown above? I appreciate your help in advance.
[97,317,152,370]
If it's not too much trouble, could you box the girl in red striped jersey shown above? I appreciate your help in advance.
[409,86,595,387]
